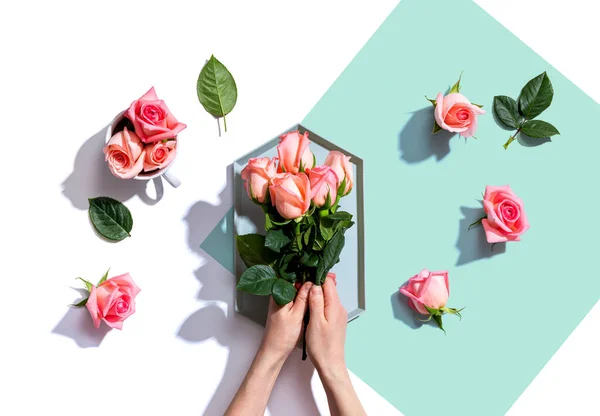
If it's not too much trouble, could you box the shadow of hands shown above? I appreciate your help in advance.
[398,107,455,164]
[456,206,506,266]
[61,125,164,210]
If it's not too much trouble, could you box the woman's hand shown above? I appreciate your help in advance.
[260,282,312,361]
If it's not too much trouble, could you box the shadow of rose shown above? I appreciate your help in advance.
[456,206,506,266]
[398,107,456,164]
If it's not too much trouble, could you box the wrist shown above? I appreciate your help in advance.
[316,360,349,384]
[256,340,289,369]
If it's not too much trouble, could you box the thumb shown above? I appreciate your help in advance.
[309,284,325,318]
[292,282,312,317]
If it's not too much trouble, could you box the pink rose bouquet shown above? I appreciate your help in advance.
[400,269,463,332]
[71,270,141,330]
[426,74,485,138]
[104,87,186,179]
[236,130,355,360]
[470,185,530,243]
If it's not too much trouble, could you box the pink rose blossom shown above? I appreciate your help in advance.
[143,140,177,172]
[86,273,141,330]
[269,172,311,220]
[434,92,485,138]
[324,151,353,195]
[126,87,186,143]
[482,185,529,243]
[241,157,277,203]
[276,131,315,174]
[399,269,449,315]
[103,127,145,179]
[307,165,339,208]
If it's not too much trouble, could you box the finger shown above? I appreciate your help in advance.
[292,282,312,317]
[323,277,340,308]
[309,284,325,319]
[268,296,288,317]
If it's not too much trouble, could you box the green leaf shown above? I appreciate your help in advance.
[70,297,89,307]
[278,268,297,283]
[264,213,274,231]
[319,222,334,241]
[432,314,446,333]
[236,234,278,268]
[97,268,110,286]
[449,72,462,94]
[493,95,522,129]
[236,265,277,295]
[196,55,237,132]
[76,277,93,292]
[267,213,291,227]
[265,229,291,253]
[518,71,554,119]
[272,279,297,305]
[432,121,443,134]
[303,226,313,246]
[520,120,560,138]
[88,197,133,241]
[326,211,353,221]
[316,231,345,285]
[305,254,319,268]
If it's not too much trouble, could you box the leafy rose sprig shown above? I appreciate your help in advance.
[493,72,560,149]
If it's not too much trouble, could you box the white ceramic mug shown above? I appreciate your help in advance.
[105,110,181,188]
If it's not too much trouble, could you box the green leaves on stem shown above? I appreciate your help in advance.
[197,55,237,134]
[493,72,559,149]
[88,197,133,242]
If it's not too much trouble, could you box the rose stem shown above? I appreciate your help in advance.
[302,310,309,361]
[503,127,522,149]
[223,115,228,132]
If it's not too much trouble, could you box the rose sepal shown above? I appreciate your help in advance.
[70,268,110,308]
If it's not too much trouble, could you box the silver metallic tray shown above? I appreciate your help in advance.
[233,124,365,326]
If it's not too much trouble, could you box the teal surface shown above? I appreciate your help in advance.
[200,207,234,274]
[301,0,600,415]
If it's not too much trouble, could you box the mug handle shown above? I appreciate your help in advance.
[162,171,181,188]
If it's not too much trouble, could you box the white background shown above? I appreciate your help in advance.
[0,1,598,415]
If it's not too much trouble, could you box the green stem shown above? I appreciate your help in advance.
[302,310,309,361]
[318,209,329,218]
[468,215,487,230]
[503,127,522,149]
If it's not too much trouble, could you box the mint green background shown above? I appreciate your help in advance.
[301,0,600,415]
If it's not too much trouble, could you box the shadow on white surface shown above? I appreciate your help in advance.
[61,125,165,209]
[52,297,111,348]
[398,107,455,164]
[455,206,506,266]
[178,168,321,416]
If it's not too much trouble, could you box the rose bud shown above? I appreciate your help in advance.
[269,172,311,220]
[324,151,353,195]
[143,140,177,172]
[482,185,529,243]
[103,127,145,179]
[277,130,315,174]
[434,92,485,138]
[126,87,187,143]
[307,165,339,208]
[241,157,277,203]
[86,273,141,330]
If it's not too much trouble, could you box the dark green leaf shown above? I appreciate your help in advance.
[236,265,277,295]
[291,233,303,252]
[326,211,353,222]
[97,268,110,286]
[493,95,522,129]
[279,268,297,283]
[267,213,291,227]
[264,213,274,231]
[316,231,345,285]
[71,297,89,307]
[88,197,133,241]
[432,314,445,333]
[272,279,297,305]
[520,120,560,138]
[265,229,291,253]
[518,72,554,119]
[196,55,237,131]
[236,234,278,268]
[76,277,93,292]
[305,254,319,268]
[319,222,334,241]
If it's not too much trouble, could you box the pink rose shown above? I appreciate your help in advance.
[241,157,277,203]
[324,151,353,195]
[434,92,485,138]
[399,269,449,315]
[86,273,141,330]
[126,87,187,143]
[269,172,311,220]
[307,166,339,208]
[143,140,177,172]
[103,127,145,179]
[277,131,315,174]
[482,185,529,243]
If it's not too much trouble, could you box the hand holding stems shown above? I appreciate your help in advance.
[224,282,312,416]
[306,278,367,416]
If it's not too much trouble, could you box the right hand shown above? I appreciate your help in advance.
[306,277,348,377]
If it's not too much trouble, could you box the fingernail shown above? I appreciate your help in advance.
[303,282,313,292]
[311,285,322,295]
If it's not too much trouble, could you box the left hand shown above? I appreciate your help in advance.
[260,282,312,360]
